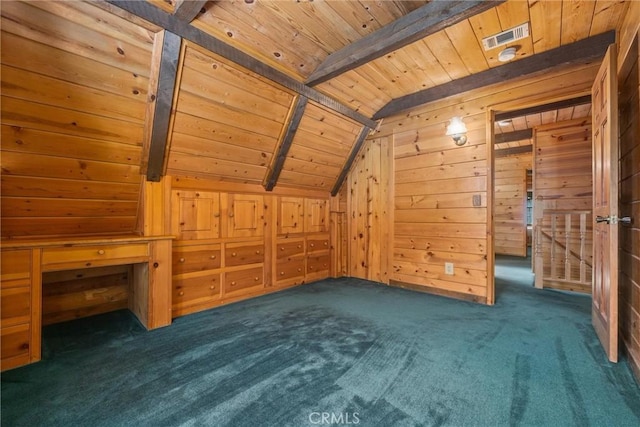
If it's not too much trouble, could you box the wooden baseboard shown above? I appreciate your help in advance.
[388,279,487,304]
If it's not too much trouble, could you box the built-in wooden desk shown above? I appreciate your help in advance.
[0,235,173,371]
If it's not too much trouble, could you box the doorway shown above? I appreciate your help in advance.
[491,97,594,298]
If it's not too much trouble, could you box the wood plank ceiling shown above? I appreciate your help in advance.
[0,0,630,238]
[118,0,625,187]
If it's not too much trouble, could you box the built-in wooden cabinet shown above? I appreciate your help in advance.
[170,190,332,317]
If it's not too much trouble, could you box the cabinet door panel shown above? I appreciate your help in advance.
[305,199,329,233]
[278,197,304,235]
[172,190,220,240]
[226,194,264,238]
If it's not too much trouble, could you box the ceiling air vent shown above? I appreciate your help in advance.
[482,23,529,50]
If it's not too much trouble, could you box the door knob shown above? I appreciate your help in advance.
[596,215,633,225]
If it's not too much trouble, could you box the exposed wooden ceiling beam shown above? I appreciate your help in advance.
[331,127,371,196]
[146,30,181,182]
[173,0,208,23]
[494,129,533,144]
[374,31,615,120]
[306,0,503,86]
[495,145,533,157]
[106,1,378,129]
[494,95,592,122]
[264,96,308,191]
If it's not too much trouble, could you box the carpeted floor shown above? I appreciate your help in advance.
[2,258,639,426]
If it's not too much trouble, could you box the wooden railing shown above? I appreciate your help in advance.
[534,209,592,292]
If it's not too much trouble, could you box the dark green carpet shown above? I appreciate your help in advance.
[2,258,639,426]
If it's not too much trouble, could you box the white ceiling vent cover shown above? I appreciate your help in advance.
[482,23,529,50]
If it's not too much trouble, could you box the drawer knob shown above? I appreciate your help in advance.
[232,252,237,257]
[280,247,284,251]
[310,266,314,270]
[209,286,215,290]
[297,245,301,249]
[255,250,261,254]
[324,242,328,246]
[254,277,259,281]
[280,271,285,276]
[210,255,216,259]
[179,291,184,296]
[310,243,315,247]
[179,258,185,263]
[297,268,302,272]
[231,281,236,285]
[97,249,105,255]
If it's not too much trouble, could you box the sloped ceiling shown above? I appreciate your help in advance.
[0,0,629,237]
[104,0,626,190]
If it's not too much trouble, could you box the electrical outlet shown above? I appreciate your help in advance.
[445,262,454,275]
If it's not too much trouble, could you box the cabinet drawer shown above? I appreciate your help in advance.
[1,287,30,327]
[307,238,329,253]
[1,323,30,363]
[0,250,31,283]
[173,245,221,275]
[173,272,220,307]
[276,240,305,259]
[224,266,263,294]
[225,243,264,267]
[42,243,149,270]
[307,254,330,274]
[276,258,305,281]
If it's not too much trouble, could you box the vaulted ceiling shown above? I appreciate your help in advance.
[101,0,625,190]
[0,1,630,237]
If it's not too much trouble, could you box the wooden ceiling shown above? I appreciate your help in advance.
[164,0,628,118]
[0,1,629,238]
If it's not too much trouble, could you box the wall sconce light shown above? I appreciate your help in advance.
[446,116,468,146]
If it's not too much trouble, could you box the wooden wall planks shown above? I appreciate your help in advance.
[371,61,601,303]
[0,1,154,239]
[346,137,392,283]
[494,153,532,256]
[617,1,640,383]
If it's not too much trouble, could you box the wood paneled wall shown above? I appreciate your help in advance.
[533,119,593,293]
[373,61,600,304]
[0,1,155,238]
[618,0,640,383]
[494,154,532,257]
[346,137,392,283]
